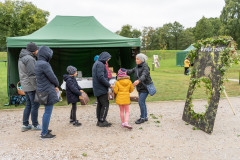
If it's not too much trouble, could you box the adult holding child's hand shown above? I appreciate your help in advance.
[127,53,152,124]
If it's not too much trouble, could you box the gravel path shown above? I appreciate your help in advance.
[0,97,240,160]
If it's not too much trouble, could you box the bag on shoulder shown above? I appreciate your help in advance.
[79,92,90,105]
[136,67,156,96]
[146,82,156,96]
[34,91,49,105]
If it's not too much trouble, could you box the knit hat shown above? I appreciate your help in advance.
[136,53,148,62]
[94,55,99,62]
[67,65,77,75]
[118,68,128,77]
[26,42,38,52]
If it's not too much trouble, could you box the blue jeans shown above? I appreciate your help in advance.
[23,91,40,127]
[138,92,149,119]
[42,105,53,135]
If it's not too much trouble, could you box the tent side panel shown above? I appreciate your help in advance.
[7,48,21,99]
[176,51,188,66]
[119,47,138,81]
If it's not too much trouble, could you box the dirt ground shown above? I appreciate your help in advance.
[0,97,240,160]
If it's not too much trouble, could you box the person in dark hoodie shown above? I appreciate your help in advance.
[92,51,114,127]
[35,46,59,139]
[18,42,41,132]
[63,66,84,127]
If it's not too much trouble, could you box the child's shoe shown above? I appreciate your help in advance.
[123,123,132,129]
[70,119,74,123]
[73,120,82,127]
[121,123,125,128]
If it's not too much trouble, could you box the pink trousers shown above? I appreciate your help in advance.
[119,105,129,123]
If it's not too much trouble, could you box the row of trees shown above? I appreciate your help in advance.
[116,0,240,50]
[0,0,49,51]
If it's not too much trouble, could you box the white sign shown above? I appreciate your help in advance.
[153,55,160,68]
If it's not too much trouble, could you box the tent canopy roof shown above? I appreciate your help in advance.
[7,16,140,48]
[184,45,195,51]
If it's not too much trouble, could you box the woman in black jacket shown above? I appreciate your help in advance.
[35,46,59,139]
[127,53,152,124]
[63,66,83,127]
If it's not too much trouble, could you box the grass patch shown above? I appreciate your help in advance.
[1,50,240,108]
[0,52,8,107]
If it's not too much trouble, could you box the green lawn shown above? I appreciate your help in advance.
[1,50,240,109]
[0,52,8,107]
[145,50,240,102]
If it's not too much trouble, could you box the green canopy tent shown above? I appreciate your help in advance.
[176,45,195,66]
[6,16,140,98]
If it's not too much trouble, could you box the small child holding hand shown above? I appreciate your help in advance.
[63,66,84,126]
[114,68,134,129]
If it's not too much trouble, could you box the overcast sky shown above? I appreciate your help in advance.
[4,0,226,32]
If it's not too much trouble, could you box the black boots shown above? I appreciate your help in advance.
[73,120,82,127]
[135,118,145,124]
[97,120,112,127]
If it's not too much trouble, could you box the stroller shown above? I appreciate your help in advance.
[9,82,26,106]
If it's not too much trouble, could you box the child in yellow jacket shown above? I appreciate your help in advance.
[184,57,190,75]
[114,68,134,129]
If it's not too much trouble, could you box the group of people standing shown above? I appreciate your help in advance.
[19,43,60,139]
[18,42,153,139]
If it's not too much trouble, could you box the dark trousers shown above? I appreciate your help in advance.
[23,91,40,127]
[70,103,77,121]
[96,93,109,122]
[184,67,189,75]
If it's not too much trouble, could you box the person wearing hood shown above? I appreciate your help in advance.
[127,53,152,124]
[114,68,134,129]
[35,46,59,139]
[63,66,84,127]
[92,51,113,127]
[18,42,41,132]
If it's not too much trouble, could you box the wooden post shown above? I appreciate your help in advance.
[224,89,236,115]
[152,61,154,71]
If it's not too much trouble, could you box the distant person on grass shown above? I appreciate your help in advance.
[114,68,134,129]
[18,42,41,132]
[35,46,59,139]
[127,53,152,124]
[184,57,190,75]
[63,65,84,127]
[92,52,114,127]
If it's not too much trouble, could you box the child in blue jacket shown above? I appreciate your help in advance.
[63,66,83,126]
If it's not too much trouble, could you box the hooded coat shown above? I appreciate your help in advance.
[35,46,59,105]
[18,49,37,92]
[92,52,111,97]
[114,76,134,105]
[127,62,152,93]
[63,74,82,104]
